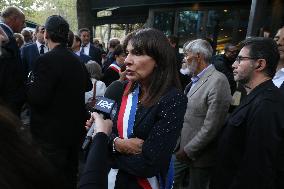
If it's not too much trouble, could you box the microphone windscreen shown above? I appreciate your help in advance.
[104,81,125,104]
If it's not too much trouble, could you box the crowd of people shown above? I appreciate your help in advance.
[1,5,284,189]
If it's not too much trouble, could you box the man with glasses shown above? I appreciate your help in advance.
[212,37,284,189]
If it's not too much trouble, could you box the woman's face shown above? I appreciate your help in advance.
[116,53,126,65]
[125,43,156,84]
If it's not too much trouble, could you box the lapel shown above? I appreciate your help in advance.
[230,80,273,117]
[187,65,215,97]
[0,23,13,37]
[31,43,40,57]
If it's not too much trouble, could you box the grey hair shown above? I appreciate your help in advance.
[183,39,213,64]
[85,61,103,80]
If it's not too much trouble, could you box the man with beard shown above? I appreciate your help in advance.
[212,37,284,189]
[174,39,231,189]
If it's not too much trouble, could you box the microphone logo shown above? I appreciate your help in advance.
[96,99,114,110]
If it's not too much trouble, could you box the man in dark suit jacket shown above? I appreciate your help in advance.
[213,38,284,189]
[21,25,48,79]
[27,15,92,189]
[0,6,26,115]
[71,34,92,63]
[79,28,102,65]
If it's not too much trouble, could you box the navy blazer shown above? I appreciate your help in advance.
[88,44,102,66]
[0,23,25,114]
[21,43,40,77]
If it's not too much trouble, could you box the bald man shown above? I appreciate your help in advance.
[0,6,26,115]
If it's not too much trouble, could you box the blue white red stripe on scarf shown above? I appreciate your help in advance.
[109,61,121,73]
[109,83,174,189]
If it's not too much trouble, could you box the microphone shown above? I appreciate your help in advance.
[82,81,124,150]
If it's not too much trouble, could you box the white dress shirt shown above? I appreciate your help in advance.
[36,40,48,54]
[273,68,284,88]
[80,42,90,55]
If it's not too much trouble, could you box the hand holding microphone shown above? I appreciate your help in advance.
[90,112,113,138]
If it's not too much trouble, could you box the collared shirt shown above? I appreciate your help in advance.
[80,42,90,56]
[273,68,284,88]
[36,40,48,54]
[74,50,80,56]
[0,22,13,34]
[190,64,213,90]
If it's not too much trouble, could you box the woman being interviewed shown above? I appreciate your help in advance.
[82,28,188,189]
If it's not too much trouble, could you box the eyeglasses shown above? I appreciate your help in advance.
[235,56,258,64]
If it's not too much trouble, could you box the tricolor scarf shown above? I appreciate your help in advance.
[109,83,174,189]
[109,61,121,73]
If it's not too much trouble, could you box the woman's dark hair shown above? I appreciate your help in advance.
[0,105,62,189]
[123,28,181,107]
[112,44,125,58]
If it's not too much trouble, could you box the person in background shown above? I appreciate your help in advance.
[174,39,231,189]
[0,6,26,115]
[102,38,120,72]
[14,33,24,48]
[79,28,102,65]
[168,35,190,90]
[27,15,92,189]
[21,29,33,45]
[273,26,284,91]
[71,34,92,64]
[212,37,284,189]
[101,44,126,87]
[21,25,48,79]
[85,61,107,103]
[212,43,238,94]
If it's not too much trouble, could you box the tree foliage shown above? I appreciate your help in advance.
[0,0,78,32]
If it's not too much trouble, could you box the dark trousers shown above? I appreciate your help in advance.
[38,142,79,189]
[174,158,212,189]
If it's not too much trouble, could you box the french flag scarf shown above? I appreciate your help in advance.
[109,61,121,73]
[108,83,174,189]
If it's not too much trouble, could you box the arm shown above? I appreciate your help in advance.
[114,92,187,177]
[184,77,231,159]
[229,99,284,189]
[80,113,112,189]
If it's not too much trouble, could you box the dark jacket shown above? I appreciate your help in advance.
[212,54,236,94]
[89,44,102,66]
[213,80,284,189]
[110,86,187,188]
[27,45,92,147]
[0,23,25,115]
[21,43,40,78]
[79,132,109,189]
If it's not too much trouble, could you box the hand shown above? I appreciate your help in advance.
[85,116,94,130]
[119,70,127,81]
[115,138,144,155]
[176,149,192,163]
[91,112,113,137]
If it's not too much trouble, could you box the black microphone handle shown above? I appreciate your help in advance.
[82,122,95,150]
